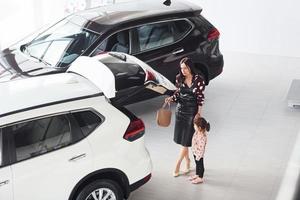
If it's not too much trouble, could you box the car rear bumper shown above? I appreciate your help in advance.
[124,136,152,183]
[209,54,224,80]
[129,173,152,192]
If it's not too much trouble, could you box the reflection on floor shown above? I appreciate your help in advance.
[126,51,300,200]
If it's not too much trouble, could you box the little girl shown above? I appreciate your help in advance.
[189,115,210,184]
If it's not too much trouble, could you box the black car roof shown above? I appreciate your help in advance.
[70,0,202,34]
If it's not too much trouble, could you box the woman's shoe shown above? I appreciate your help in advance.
[173,163,181,177]
[191,177,203,184]
[183,159,191,174]
[173,171,180,177]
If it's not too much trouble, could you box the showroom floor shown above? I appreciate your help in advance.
[126,51,300,200]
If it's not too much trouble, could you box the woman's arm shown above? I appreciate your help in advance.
[197,105,202,116]
[165,75,181,103]
[194,75,205,114]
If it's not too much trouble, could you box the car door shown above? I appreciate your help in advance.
[131,19,194,83]
[0,167,12,200]
[0,130,13,200]
[4,113,93,200]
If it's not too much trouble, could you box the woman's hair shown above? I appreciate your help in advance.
[176,57,196,86]
[180,57,195,72]
[194,115,210,132]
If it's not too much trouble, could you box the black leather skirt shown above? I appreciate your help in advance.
[174,90,198,147]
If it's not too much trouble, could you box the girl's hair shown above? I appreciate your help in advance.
[194,115,210,132]
[176,57,196,86]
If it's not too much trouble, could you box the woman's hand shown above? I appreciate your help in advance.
[195,112,201,118]
[165,97,173,104]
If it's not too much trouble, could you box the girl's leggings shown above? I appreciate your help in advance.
[194,155,204,178]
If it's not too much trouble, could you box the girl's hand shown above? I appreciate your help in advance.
[165,97,172,104]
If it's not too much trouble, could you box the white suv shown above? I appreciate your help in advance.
[0,53,175,200]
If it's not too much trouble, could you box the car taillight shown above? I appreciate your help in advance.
[123,119,145,142]
[143,174,152,183]
[146,70,156,82]
[207,28,220,41]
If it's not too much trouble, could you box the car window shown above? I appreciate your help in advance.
[172,20,192,41]
[92,38,108,56]
[3,115,73,162]
[72,111,102,136]
[92,30,129,56]
[136,22,174,52]
[136,20,192,52]
[23,19,99,68]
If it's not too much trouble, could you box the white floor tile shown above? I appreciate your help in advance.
[126,52,300,200]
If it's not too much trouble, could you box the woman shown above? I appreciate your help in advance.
[165,57,205,177]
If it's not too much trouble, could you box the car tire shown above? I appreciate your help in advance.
[75,179,124,200]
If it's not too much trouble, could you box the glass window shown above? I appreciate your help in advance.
[22,19,99,68]
[172,20,192,41]
[3,115,72,162]
[92,38,108,56]
[92,30,129,56]
[72,111,102,136]
[136,22,174,51]
[136,20,192,52]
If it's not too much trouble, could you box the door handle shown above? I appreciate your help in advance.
[172,48,184,55]
[69,154,86,162]
[0,180,9,187]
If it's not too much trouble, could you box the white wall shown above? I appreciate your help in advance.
[0,0,131,49]
[0,1,35,48]
[0,0,66,49]
[1,0,300,57]
[190,0,300,58]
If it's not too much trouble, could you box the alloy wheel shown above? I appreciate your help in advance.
[85,188,117,200]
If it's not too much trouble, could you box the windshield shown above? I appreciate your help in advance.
[22,19,99,68]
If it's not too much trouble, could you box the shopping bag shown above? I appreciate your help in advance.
[156,102,172,127]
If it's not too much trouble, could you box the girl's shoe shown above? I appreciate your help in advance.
[188,175,199,181]
[191,177,204,184]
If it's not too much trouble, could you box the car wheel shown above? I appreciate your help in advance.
[76,179,124,200]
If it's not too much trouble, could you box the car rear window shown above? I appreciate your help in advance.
[72,110,102,136]
[136,20,192,52]
[172,20,192,41]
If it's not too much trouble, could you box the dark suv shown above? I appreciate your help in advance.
[0,0,223,102]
